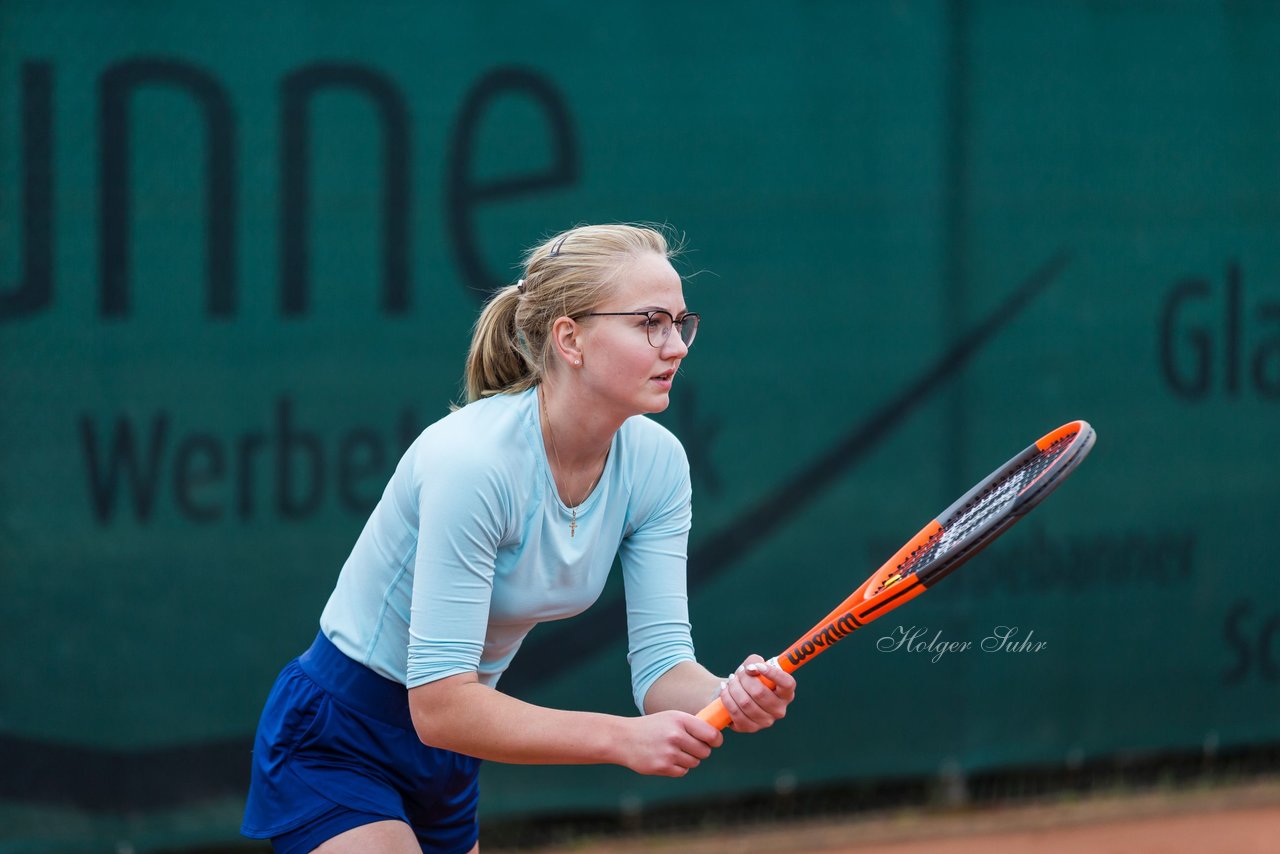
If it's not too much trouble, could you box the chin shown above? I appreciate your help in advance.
[643,392,672,414]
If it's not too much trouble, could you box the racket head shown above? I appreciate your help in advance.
[862,420,1096,604]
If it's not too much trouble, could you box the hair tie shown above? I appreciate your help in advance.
[516,279,525,294]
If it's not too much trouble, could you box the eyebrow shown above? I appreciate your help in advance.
[633,305,691,316]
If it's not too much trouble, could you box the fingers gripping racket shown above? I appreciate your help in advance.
[697,420,1096,730]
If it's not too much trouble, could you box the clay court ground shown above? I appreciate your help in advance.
[488,777,1280,854]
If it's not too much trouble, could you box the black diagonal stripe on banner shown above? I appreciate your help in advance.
[501,250,1071,694]
[0,251,1067,812]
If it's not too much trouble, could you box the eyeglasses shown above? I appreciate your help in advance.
[578,310,701,349]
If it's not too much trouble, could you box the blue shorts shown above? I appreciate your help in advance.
[241,631,481,854]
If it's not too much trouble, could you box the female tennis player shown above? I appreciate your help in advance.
[242,224,796,854]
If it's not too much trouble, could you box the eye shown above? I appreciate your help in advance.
[644,316,664,329]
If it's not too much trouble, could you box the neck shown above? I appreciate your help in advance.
[537,379,619,470]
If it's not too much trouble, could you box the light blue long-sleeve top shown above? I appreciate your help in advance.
[319,386,696,712]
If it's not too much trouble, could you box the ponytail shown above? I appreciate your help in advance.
[463,284,533,403]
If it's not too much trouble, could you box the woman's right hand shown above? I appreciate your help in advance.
[616,710,724,777]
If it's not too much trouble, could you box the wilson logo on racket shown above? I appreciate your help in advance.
[784,612,861,667]
[698,420,1096,732]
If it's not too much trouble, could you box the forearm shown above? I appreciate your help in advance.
[642,660,722,715]
[410,674,625,765]
[411,671,723,777]
[647,656,798,735]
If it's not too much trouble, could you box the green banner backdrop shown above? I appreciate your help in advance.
[3,1,1278,850]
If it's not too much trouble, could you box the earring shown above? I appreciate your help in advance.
[574,359,581,366]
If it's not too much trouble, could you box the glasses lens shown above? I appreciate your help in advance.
[678,314,699,347]
[646,312,674,347]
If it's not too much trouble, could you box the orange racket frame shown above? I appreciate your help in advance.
[697,419,1096,730]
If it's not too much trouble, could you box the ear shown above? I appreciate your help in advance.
[550,316,584,368]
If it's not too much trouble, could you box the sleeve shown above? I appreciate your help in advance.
[404,438,510,689]
[618,436,696,712]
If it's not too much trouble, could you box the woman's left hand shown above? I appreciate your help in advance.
[717,654,796,733]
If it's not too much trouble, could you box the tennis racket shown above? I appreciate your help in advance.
[697,419,1096,730]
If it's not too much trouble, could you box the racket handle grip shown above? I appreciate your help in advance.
[695,671,779,731]
[696,699,733,730]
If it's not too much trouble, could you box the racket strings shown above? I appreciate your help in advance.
[881,430,1079,587]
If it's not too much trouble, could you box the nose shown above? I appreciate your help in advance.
[661,328,690,358]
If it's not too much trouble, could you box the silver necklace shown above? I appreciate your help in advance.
[541,391,606,538]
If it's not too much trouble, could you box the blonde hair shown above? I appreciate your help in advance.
[463,224,678,403]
